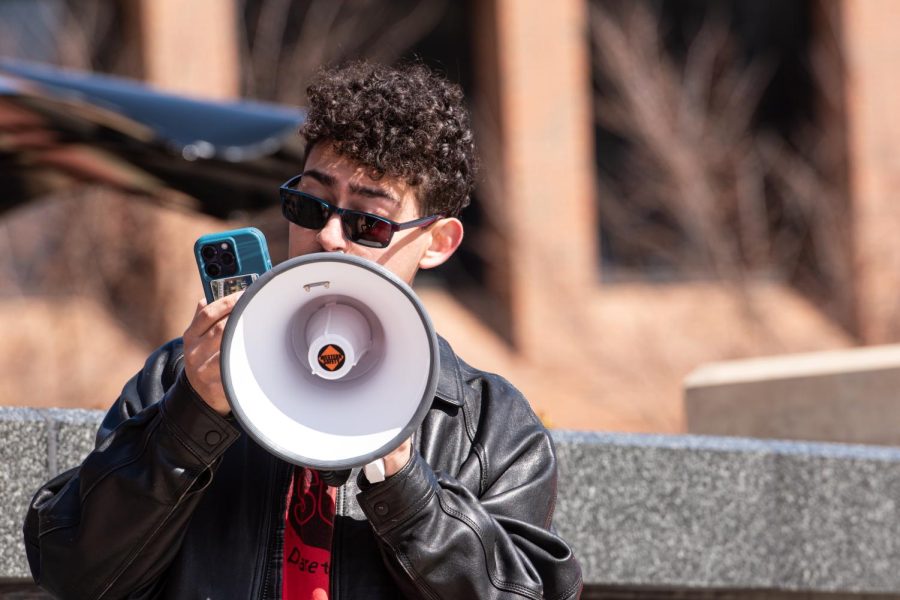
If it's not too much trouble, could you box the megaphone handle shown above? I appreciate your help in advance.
[318,469,351,487]
[364,458,386,483]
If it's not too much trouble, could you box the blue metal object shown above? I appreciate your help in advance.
[0,60,306,217]
[0,60,305,161]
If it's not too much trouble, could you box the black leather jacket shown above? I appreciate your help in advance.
[24,337,582,599]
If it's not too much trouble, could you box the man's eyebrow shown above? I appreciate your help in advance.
[301,169,336,188]
[301,169,400,204]
[349,182,400,204]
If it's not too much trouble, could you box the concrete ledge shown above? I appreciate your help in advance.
[5,408,900,594]
[685,344,900,445]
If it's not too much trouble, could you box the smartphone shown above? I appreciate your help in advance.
[194,227,272,304]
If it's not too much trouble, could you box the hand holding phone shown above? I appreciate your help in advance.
[185,227,272,414]
[182,293,244,414]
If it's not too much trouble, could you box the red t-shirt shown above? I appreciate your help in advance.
[283,468,336,600]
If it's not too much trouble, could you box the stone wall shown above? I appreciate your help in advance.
[4,408,900,597]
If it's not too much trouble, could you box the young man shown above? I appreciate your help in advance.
[24,62,583,599]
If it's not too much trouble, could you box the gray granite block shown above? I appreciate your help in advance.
[7,410,900,595]
[0,408,103,582]
[42,409,104,475]
[552,431,900,594]
[0,410,51,580]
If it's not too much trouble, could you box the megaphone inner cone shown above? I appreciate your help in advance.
[295,297,379,382]
[303,301,374,380]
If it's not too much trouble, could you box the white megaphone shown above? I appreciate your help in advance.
[220,252,439,471]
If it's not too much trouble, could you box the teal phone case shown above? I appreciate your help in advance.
[194,227,272,304]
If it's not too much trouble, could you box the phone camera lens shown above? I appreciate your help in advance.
[201,245,217,260]
[220,252,235,266]
[205,263,221,277]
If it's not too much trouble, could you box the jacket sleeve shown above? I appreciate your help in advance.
[356,376,583,600]
[22,339,241,600]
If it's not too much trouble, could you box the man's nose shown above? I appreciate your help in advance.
[316,214,348,252]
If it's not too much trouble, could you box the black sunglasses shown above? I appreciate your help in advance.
[280,175,442,249]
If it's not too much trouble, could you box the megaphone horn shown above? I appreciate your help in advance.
[220,253,439,471]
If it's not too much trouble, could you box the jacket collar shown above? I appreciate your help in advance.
[434,336,464,407]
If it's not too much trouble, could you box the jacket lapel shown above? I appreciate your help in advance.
[434,335,464,407]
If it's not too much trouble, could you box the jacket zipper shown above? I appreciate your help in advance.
[260,460,291,600]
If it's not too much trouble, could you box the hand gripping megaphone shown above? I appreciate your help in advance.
[220,253,439,471]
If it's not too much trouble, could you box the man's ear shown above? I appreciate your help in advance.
[418,218,464,270]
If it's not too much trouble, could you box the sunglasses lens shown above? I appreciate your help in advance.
[283,192,330,229]
[281,181,402,248]
[344,214,393,248]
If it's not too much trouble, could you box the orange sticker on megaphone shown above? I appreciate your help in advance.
[317,345,346,371]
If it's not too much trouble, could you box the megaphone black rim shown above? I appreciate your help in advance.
[219,252,440,470]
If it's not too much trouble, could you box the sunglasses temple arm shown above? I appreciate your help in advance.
[394,215,443,231]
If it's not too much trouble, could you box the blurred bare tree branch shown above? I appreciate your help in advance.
[239,0,448,106]
[591,0,853,330]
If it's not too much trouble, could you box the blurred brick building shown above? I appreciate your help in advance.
[2,0,899,434]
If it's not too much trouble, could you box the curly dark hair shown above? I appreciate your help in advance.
[301,61,478,218]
